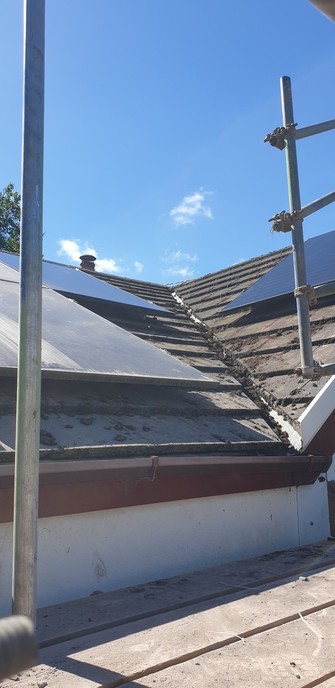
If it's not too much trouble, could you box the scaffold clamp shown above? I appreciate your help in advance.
[264,123,297,150]
[268,210,301,233]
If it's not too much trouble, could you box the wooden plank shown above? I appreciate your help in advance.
[35,541,335,646]
[8,565,335,688]
[309,679,335,688]
[120,607,335,687]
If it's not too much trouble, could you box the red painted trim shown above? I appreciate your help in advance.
[304,409,335,456]
[0,454,330,524]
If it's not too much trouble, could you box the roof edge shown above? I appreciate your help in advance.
[0,453,329,523]
[299,376,335,453]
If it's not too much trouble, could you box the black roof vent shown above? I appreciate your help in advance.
[79,254,96,271]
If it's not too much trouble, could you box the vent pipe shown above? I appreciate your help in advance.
[79,254,96,271]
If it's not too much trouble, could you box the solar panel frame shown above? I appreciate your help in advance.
[0,262,19,283]
[222,230,335,313]
[0,252,168,313]
[0,266,217,389]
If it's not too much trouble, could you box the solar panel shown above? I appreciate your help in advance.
[0,252,167,313]
[223,230,335,313]
[0,265,216,388]
[0,262,19,283]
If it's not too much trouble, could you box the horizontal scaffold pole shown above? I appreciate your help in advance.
[300,189,335,219]
[295,118,335,140]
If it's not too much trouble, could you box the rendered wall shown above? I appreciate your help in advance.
[0,482,330,616]
[299,376,335,535]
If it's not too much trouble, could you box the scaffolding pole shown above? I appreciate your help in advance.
[12,0,45,624]
[280,76,314,373]
[266,76,335,378]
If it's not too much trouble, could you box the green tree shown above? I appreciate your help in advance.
[0,183,20,253]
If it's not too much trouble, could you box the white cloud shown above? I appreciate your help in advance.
[58,239,81,263]
[162,247,199,281]
[163,250,198,263]
[95,257,122,273]
[134,260,144,274]
[164,265,195,279]
[58,239,121,274]
[170,188,213,227]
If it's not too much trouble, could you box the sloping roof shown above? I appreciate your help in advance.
[175,245,335,428]
[2,244,332,451]
[0,253,331,522]
[0,247,334,456]
[309,0,335,20]
[0,255,288,458]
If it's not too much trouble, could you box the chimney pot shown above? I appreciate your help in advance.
[79,254,96,271]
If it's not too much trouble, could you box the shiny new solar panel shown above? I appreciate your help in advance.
[223,230,335,313]
[0,265,216,388]
[0,252,167,313]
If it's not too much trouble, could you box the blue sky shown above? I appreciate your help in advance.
[1,1,335,282]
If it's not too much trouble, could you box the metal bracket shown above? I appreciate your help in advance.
[264,123,297,150]
[295,362,335,379]
[294,284,317,306]
[147,455,159,482]
[268,209,301,233]
[295,364,319,379]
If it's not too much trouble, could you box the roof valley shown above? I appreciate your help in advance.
[175,246,334,428]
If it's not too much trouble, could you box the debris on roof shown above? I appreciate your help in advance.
[0,253,290,460]
[175,245,335,427]
[1,242,332,465]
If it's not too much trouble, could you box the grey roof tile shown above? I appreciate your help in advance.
[176,245,335,425]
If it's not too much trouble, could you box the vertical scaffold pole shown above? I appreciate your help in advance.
[280,76,314,373]
[12,0,45,624]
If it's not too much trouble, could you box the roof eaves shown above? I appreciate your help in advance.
[0,452,330,523]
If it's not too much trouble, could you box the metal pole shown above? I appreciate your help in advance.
[12,0,45,624]
[0,616,36,681]
[280,76,314,372]
[296,118,335,140]
[300,189,335,219]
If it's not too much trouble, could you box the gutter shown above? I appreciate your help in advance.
[0,453,330,524]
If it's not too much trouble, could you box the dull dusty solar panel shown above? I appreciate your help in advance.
[0,265,216,388]
[223,229,335,312]
[0,262,19,283]
[0,252,167,313]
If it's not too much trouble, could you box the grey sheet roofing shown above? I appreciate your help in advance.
[2,240,333,460]
[0,254,289,458]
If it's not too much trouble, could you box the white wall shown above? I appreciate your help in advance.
[298,376,335,528]
[0,482,330,616]
[296,477,330,543]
